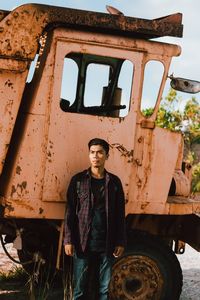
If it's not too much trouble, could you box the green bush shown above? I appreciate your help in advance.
[192,163,200,193]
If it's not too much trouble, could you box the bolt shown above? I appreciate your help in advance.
[138,136,143,143]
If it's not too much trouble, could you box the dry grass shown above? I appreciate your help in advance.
[0,267,28,283]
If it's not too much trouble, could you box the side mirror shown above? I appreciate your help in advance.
[169,74,200,94]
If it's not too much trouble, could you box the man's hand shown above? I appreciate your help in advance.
[113,246,124,258]
[64,244,74,256]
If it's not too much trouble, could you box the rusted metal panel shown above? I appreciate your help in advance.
[41,29,177,205]
[0,24,196,220]
[0,4,183,60]
[0,58,28,72]
[41,33,137,202]
[0,69,29,176]
[169,202,194,215]
[126,127,183,215]
[3,198,66,219]
[1,114,47,201]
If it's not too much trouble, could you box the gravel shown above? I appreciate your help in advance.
[178,245,200,300]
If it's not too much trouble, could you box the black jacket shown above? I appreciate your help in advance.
[64,169,126,256]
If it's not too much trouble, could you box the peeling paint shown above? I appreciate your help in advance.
[11,181,27,197]
[5,203,15,212]
[5,80,14,88]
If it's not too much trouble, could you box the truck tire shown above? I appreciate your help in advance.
[109,231,183,300]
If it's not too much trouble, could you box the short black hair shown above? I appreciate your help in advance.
[88,138,109,154]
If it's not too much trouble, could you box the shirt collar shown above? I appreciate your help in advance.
[86,168,110,181]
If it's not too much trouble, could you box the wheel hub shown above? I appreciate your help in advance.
[109,255,164,300]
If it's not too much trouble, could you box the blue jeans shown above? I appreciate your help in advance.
[73,252,113,300]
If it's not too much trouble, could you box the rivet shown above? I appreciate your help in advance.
[6,19,11,26]
[7,44,12,51]
[0,27,4,32]
[13,12,19,18]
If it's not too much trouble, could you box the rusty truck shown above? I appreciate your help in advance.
[0,3,199,299]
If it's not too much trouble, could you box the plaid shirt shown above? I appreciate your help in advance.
[64,168,126,256]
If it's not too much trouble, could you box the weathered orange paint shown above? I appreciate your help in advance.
[0,3,196,223]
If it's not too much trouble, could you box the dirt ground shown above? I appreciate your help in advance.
[0,243,200,299]
[178,245,200,300]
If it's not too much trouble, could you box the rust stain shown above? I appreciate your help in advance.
[21,181,27,190]
[39,207,44,214]
[5,203,15,212]
[11,199,34,211]
[11,185,17,197]
[141,202,150,210]
[4,99,14,115]
[16,165,22,175]
[136,178,142,188]
[5,80,14,88]
[49,140,54,149]
[111,143,133,159]
[11,181,27,197]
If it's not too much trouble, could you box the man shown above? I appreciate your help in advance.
[64,138,126,300]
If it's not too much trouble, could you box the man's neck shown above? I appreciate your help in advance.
[91,166,105,179]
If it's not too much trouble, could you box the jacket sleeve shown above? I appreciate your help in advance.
[63,176,77,245]
[115,177,126,247]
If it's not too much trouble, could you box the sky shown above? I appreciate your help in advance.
[1,0,199,109]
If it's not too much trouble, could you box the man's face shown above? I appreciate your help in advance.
[89,145,108,168]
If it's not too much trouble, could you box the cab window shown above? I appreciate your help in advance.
[60,53,134,118]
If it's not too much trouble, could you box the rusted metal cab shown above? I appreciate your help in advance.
[0,4,199,299]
